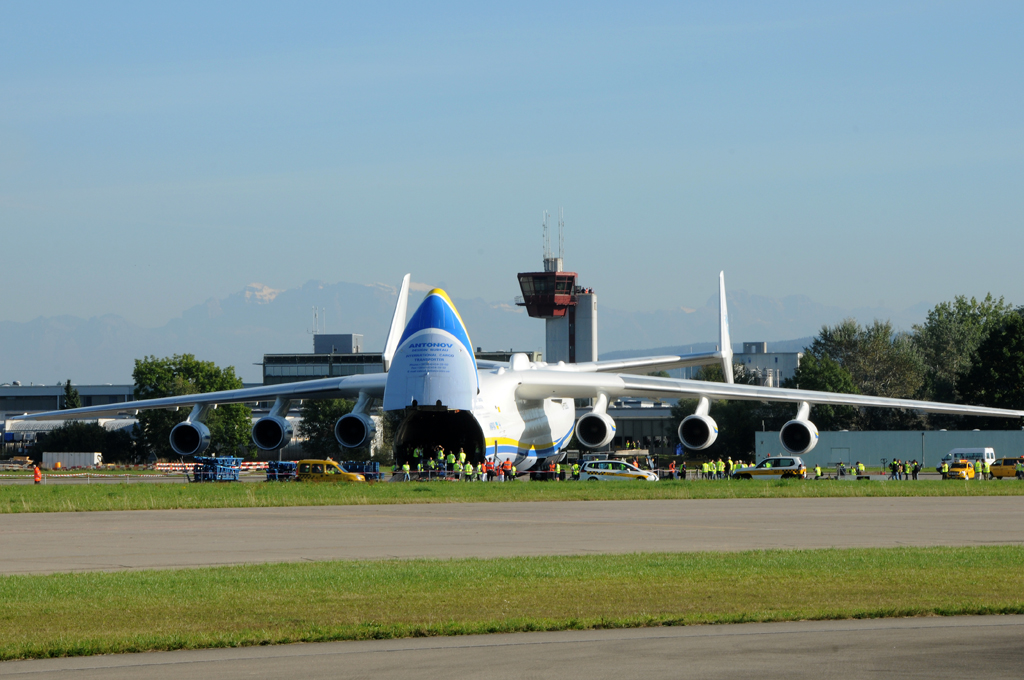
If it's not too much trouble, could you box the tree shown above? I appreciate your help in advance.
[61,380,81,410]
[912,294,1013,425]
[132,354,254,460]
[801,319,926,430]
[298,398,354,458]
[959,311,1024,429]
[33,421,138,464]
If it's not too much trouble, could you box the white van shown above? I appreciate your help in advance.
[936,448,996,472]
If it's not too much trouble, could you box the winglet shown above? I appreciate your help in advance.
[382,273,411,372]
[719,271,734,384]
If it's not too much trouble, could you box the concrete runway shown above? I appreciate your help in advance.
[3,496,1024,575]
[2,615,1022,679]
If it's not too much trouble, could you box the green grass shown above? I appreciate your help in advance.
[1,478,1023,513]
[1,545,1022,660]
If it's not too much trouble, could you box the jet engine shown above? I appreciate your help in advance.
[574,412,616,449]
[678,414,719,450]
[169,421,211,456]
[779,419,819,455]
[251,415,294,451]
[335,412,376,449]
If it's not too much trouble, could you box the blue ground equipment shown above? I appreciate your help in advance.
[266,460,297,481]
[342,460,381,480]
[191,456,243,482]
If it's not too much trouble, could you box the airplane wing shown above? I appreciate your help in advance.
[513,371,1024,419]
[551,351,729,374]
[9,373,389,421]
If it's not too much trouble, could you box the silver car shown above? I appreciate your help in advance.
[580,460,659,481]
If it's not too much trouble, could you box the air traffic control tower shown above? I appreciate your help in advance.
[515,210,597,364]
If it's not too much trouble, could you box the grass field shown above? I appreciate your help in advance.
[1,477,1023,513]
[1,545,1022,660]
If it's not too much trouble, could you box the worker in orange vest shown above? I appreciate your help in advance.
[669,460,677,480]
[33,465,42,484]
[502,459,513,481]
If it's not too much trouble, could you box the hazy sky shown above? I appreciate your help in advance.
[2,1,1021,327]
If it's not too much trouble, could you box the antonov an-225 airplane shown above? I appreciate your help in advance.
[15,273,1024,470]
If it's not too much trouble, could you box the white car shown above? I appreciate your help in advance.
[732,456,807,480]
[580,460,659,481]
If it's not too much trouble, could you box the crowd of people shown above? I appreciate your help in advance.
[887,459,922,480]
[396,445,519,481]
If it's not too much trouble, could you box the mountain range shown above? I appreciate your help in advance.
[0,279,932,385]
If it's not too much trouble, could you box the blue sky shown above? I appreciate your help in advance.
[2,1,1021,327]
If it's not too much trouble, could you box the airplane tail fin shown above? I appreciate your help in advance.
[382,288,478,411]
[382,273,411,372]
[718,271,734,384]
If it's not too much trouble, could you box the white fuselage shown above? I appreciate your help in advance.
[471,368,576,470]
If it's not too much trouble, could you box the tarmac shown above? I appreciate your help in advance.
[3,496,1023,677]
[2,615,1022,679]
[2,496,1024,575]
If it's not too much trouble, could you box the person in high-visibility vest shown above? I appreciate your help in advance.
[700,461,709,479]
[974,459,983,480]
[857,461,865,475]
[446,450,456,474]
[510,464,517,480]
[496,460,504,482]
[814,464,822,479]
[983,459,992,480]
[572,462,580,480]
[459,449,467,465]
[401,462,411,482]
[555,463,562,481]
[502,459,512,481]
[668,460,676,480]
[1016,459,1024,480]
[33,465,42,485]
[941,461,949,478]
[716,459,725,480]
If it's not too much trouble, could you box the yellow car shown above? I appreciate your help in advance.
[944,460,975,480]
[990,457,1023,480]
[296,460,365,483]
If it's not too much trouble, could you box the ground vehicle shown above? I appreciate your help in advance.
[579,460,658,481]
[944,460,975,480]
[733,456,806,480]
[296,459,365,482]
[936,448,995,472]
[989,457,1023,479]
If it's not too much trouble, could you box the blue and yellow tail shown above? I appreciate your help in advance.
[382,289,479,411]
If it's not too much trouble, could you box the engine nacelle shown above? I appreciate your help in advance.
[251,415,294,451]
[779,419,819,455]
[575,412,616,449]
[169,421,211,456]
[678,414,719,451]
[335,412,376,449]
